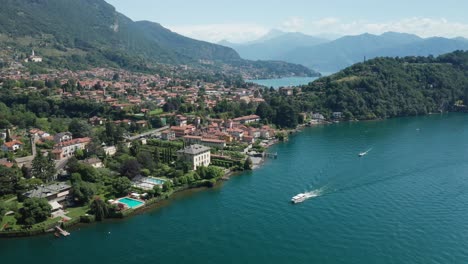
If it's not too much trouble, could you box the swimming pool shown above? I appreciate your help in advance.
[146,177,166,185]
[118,198,145,209]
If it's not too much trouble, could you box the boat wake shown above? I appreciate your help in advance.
[291,188,326,204]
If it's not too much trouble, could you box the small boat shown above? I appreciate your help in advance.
[291,192,319,204]
[291,193,308,204]
[358,148,372,157]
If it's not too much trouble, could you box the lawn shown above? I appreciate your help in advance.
[149,109,163,116]
[66,206,89,219]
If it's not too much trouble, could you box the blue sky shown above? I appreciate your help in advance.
[106,0,468,42]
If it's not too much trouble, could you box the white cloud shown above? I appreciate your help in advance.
[169,17,468,44]
[169,23,269,43]
[280,17,306,32]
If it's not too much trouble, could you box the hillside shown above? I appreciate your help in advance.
[301,50,468,120]
[0,0,315,78]
[281,32,468,72]
[221,30,328,61]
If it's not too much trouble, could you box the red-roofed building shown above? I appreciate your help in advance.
[2,140,23,152]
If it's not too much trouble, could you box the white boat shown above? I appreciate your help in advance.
[291,192,319,204]
[291,193,308,204]
[358,148,372,157]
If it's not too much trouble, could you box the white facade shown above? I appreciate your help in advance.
[178,144,211,170]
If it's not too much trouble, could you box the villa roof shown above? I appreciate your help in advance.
[23,183,71,199]
[177,144,210,155]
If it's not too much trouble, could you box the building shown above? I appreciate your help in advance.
[161,130,176,141]
[54,132,73,144]
[2,140,23,152]
[232,115,261,124]
[22,183,71,212]
[280,87,294,96]
[52,137,91,160]
[83,157,104,168]
[177,144,211,170]
[103,146,117,156]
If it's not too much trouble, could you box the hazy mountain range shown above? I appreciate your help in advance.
[220,30,468,73]
[0,0,316,78]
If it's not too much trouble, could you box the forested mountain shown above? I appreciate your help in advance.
[225,31,468,73]
[0,0,315,77]
[300,50,468,120]
[281,33,468,72]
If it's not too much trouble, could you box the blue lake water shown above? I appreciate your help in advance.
[2,114,468,263]
[247,76,319,88]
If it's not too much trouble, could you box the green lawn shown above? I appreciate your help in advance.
[149,109,163,116]
[66,206,89,219]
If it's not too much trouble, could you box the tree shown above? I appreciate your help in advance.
[205,166,224,179]
[0,166,20,195]
[72,181,95,205]
[90,197,109,221]
[153,185,163,197]
[162,181,173,192]
[68,119,92,138]
[0,202,6,223]
[244,157,253,170]
[31,153,56,182]
[17,198,52,225]
[111,177,132,196]
[120,159,142,179]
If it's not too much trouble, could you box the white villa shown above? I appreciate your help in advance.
[177,144,211,170]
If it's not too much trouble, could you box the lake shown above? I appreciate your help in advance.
[2,114,468,263]
[247,76,319,88]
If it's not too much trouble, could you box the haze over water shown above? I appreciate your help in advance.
[2,114,468,263]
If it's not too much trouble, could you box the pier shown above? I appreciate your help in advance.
[55,226,70,237]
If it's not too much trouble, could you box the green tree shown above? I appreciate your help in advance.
[162,180,173,192]
[17,198,52,225]
[90,197,109,221]
[31,153,56,182]
[0,166,20,195]
[244,157,253,170]
[71,181,95,205]
[68,119,92,138]
[120,159,142,179]
[111,177,132,196]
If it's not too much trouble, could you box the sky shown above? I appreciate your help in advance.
[105,0,468,43]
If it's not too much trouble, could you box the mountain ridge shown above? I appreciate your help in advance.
[0,0,316,78]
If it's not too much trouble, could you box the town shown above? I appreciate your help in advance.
[0,58,330,237]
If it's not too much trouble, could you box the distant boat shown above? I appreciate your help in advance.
[358,148,372,157]
[291,192,319,204]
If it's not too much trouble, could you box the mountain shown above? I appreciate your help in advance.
[302,50,468,120]
[0,0,316,78]
[280,32,468,72]
[221,30,329,61]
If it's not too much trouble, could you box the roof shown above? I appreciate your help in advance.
[23,183,71,199]
[83,157,102,165]
[177,144,211,155]
[3,140,23,148]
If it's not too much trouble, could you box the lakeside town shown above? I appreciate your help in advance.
[0,52,332,237]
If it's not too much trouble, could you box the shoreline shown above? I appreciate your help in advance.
[0,121,325,239]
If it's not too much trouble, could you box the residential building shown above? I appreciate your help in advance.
[177,144,211,170]
[83,157,104,168]
[52,137,91,160]
[161,130,176,141]
[2,140,23,152]
[233,115,261,124]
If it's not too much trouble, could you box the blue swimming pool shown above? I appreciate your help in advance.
[118,198,144,209]
[147,177,166,185]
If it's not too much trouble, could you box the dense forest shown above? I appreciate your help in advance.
[301,50,468,120]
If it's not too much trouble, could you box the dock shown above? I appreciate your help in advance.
[55,226,70,237]
[265,152,278,159]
